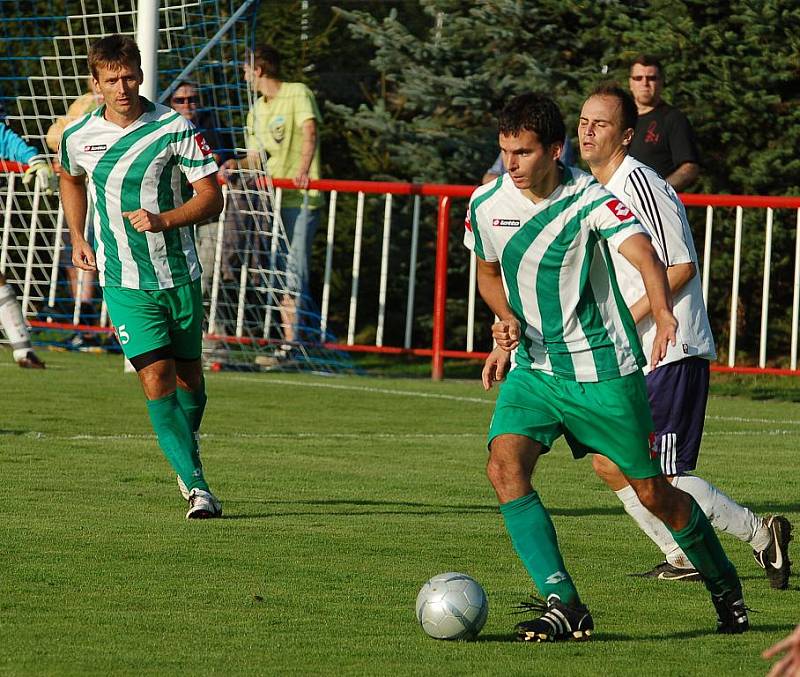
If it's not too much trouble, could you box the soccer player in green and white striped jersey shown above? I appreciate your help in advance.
[470,93,746,639]
[59,35,224,519]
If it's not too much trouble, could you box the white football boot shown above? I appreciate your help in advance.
[186,488,223,519]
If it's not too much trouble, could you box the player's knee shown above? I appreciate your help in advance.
[485,453,508,489]
[486,447,522,491]
[592,454,623,485]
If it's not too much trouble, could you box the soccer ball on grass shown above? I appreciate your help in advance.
[415,572,488,640]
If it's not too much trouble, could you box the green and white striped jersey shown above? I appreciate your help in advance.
[465,166,647,382]
[59,98,218,290]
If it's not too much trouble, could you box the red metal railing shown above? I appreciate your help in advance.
[6,159,800,378]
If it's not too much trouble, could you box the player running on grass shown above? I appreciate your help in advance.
[59,34,224,518]
[488,85,793,590]
[470,92,748,641]
[577,83,792,588]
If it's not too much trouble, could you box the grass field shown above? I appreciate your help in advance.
[2,350,799,676]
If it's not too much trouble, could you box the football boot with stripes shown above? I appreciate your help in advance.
[753,515,792,590]
[711,583,750,634]
[513,594,594,642]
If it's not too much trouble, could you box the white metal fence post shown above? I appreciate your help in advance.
[347,192,365,345]
[728,206,744,367]
[403,195,421,349]
[758,208,774,368]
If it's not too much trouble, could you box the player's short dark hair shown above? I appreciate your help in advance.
[630,54,664,79]
[498,93,565,147]
[249,45,281,79]
[589,82,638,132]
[88,34,141,79]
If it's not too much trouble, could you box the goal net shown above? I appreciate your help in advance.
[0,0,355,373]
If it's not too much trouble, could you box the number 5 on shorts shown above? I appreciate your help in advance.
[116,324,131,345]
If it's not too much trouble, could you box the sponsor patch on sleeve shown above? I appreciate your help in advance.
[464,206,472,232]
[194,133,212,156]
[605,199,633,221]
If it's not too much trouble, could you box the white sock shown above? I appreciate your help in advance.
[670,474,769,550]
[0,283,32,355]
[614,485,692,569]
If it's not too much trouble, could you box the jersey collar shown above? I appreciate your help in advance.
[94,96,156,125]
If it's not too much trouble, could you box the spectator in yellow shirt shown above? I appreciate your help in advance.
[226,44,322,345]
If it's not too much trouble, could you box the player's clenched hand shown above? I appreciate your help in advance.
[71,237,96,272]
[482,346,511,391]
[491,317,521,351]
[651,309,678,369]
[123,209,167,233]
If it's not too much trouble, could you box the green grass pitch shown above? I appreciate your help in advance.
[2,351,798,675]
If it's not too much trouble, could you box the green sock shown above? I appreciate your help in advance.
[668,498,739,596]
[500,491,580,605]
[176,378,207,431]
[146,392,208,492]
[175,380,207,468]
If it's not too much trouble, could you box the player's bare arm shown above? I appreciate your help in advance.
[59,171,96,271]
[628,261,696,323]
[616,232,677,368]
[476,258,520,351]
[482,346,511,391]
[123,173,223,233]
[666,161,699,192]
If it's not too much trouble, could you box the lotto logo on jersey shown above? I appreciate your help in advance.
[492,218,521,227]
[464,207,472,232]
[195,133,212,156]
[83,144,107,152]
[605,199,633,221]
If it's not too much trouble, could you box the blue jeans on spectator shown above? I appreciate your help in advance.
[280,205,320,343]
[281,205,320,301]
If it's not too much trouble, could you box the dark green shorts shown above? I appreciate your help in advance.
[489,367,660,480]
[103,279,203,361]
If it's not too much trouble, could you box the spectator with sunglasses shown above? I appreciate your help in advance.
[169,82,235,299]
[628,54,700,192]
[169,82,231,165]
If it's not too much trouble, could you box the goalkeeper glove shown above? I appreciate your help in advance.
[22,155,57,195]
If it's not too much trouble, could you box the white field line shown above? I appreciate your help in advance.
[226,376,494,404]
[4,431,483,441]
[706,414,800,425]
[230,375,800,427]
[3,429,797,443]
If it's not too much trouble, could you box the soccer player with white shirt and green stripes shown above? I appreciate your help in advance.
[59,34,224,519]
[469,93,747,641]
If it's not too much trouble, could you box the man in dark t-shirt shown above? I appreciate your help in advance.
[627,55,700,192]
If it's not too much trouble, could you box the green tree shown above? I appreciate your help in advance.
[327,0,619,184]
[599,0,800,362]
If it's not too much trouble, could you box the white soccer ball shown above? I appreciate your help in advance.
[415,572,488,640]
